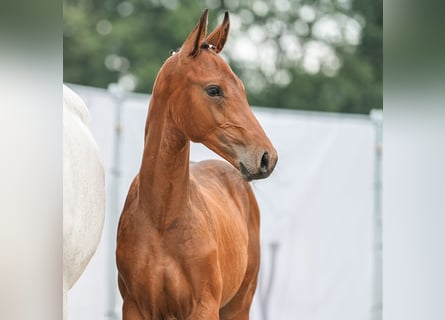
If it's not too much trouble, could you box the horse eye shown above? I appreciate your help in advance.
[205,85,223,97]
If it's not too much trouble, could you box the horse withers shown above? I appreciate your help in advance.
[116,10,277,320]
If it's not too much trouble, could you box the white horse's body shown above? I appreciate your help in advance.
[63,85,105,318]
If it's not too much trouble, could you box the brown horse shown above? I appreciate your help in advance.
[116,9,278,320]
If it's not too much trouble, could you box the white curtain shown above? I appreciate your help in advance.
[67,84,376,320]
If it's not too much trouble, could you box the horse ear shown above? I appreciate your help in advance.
[205,11,230,53]
[180,9,208,57]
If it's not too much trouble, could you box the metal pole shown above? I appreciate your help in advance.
[105,83,125,319]
[259,241,280,320]
[370,109,383,320]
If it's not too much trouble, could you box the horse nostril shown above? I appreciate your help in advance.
[260,152,269,173]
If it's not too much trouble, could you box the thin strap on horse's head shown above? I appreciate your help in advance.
[171,42,214,56]
[201,42,216,51]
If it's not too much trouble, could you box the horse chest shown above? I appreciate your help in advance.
[123,228,220,317]
[141,254,194,315]
[118,175,255,317]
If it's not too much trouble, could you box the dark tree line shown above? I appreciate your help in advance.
[64,0,382,114]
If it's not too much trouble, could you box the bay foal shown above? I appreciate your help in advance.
[116,10,277,320]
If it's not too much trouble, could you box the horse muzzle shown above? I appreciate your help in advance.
[238,149,278,181]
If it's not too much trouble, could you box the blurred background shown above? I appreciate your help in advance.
[64,0,382,113]
[63,1,382,320]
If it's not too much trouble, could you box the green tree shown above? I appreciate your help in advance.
[63,0,382,114]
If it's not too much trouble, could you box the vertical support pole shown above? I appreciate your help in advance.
[259,242,280,320]
[105,83,125,319]
[370,109,383,320]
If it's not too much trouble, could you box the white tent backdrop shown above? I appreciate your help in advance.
[66,84,379,320]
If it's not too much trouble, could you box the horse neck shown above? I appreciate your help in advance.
[138,94,191,229]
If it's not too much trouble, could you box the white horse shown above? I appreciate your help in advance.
[63,85,105,319]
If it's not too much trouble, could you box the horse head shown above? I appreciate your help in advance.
[154,9,277,181]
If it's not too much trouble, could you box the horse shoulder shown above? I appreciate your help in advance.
[190,160,259,303]
[190,159,255,218]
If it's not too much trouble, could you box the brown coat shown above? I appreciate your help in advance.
[116,10,277,320]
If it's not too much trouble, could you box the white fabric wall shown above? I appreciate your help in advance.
[67,84,376,320]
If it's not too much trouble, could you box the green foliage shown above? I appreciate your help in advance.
[63,0,382,114]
